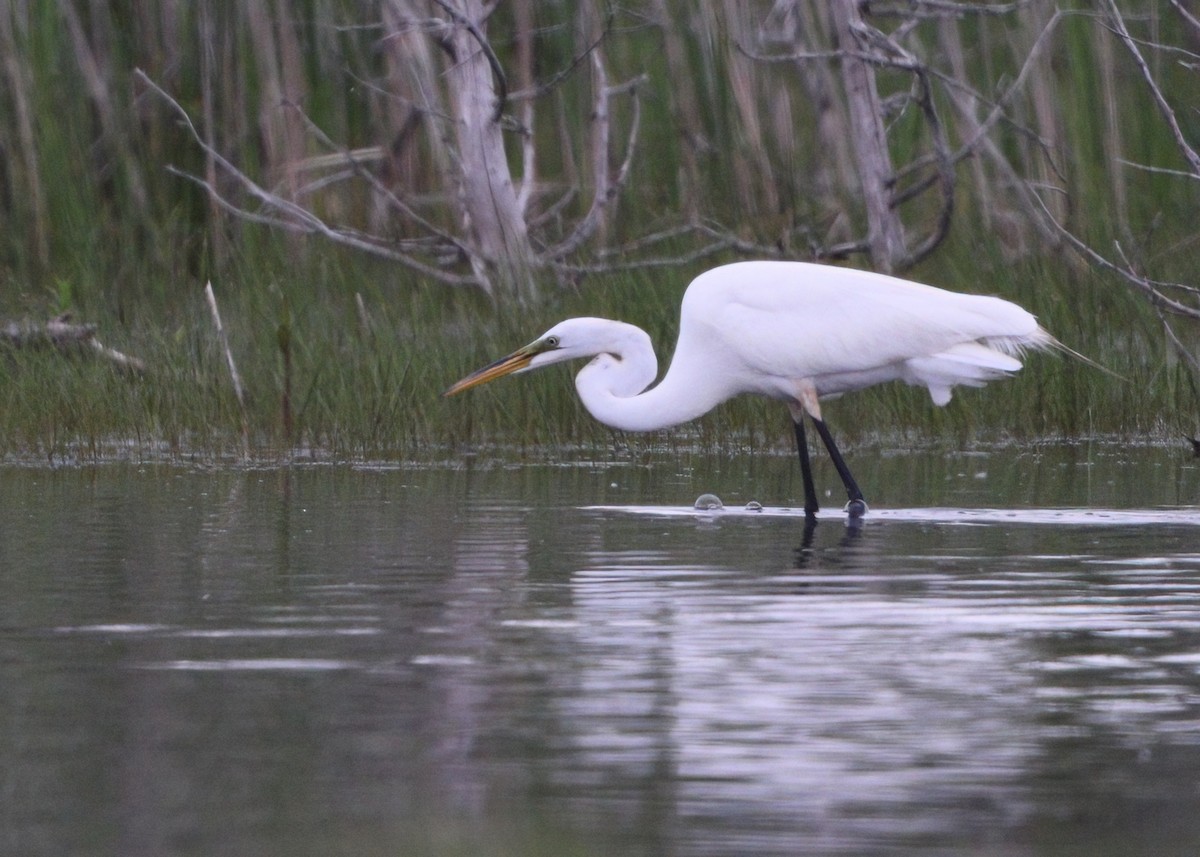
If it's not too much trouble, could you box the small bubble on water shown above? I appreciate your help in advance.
[744,500,763,512]
[693,493,723,511]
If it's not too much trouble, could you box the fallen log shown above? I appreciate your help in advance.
[0,316,147,373]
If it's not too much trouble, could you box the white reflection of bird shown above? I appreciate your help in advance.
[444,260,1058,520]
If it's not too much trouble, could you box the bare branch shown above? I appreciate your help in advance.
[515,99,536,216]
[139,68,481,286]
[543,60,648,260]
[750,4,1064,181]
[593,223,700,257]
[204,281,247,412]
[527,186,578,231]
[1033,189,1200,321]
[166,164,477,284]
[1172,0,1200,38]
[282,99,471,252]
[829,0,906,271]
[137,70,327,229]
[869,0,1033,17]
[0,317,147,373]
[894,64,955,268]
[586,220,809,271]
[558,237,757,276]
[1115,158,1200,180]
[1103,0,1200,178]
[736,42,844,64]
[571,51,612,254]
[509,24,609,101]
[1159,312,1200,377]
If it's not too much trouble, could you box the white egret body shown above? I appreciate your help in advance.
[445,261,1055,519]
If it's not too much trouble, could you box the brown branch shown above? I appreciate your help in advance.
[894,65,955,269]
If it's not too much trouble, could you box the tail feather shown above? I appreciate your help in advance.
[907,325,1120,407]
[983,326,1057,359]
[908,345,1021,406]
[997,326,1126,381]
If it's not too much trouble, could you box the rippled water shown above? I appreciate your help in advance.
[3,444,1200,856]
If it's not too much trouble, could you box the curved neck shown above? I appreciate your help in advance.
[575,350,729,433]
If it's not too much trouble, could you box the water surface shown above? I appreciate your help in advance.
[3,444,1200,856]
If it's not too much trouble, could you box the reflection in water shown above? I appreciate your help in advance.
[525,515,1200,854]
[2,448,1200,856]
[560,527,1035,851]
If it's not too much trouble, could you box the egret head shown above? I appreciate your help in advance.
[442,319,612,397]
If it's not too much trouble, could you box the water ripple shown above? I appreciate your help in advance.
[585,504,1200,526]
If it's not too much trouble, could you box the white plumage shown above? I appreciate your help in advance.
[445,261,1056,520]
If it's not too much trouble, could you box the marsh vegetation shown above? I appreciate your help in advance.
[0,1,1197,461]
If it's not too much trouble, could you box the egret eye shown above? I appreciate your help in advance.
[545,336,560,348]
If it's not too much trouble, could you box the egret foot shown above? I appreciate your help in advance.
[845,498,868,519]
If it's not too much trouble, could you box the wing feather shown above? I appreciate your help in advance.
[677,262,1044,389]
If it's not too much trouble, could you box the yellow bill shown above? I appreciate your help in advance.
[443,342,541,397]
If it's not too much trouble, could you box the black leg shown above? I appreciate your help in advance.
[810,417,868,519]
[793,419,820,519]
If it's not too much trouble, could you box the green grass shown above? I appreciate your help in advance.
[1,3,1198,461]
[0,232,1190,465]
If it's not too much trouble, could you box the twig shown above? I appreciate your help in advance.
[1173,0,1200,37]
[869,0,1032,17]
[1032,192,1200,321]
[355,292,372,339]
[1159,311,1200,376]
[87,340,148,374]
[203,282,245,407]
[508,22,609,101]
[283,101,470,253]
[204,282,250,456]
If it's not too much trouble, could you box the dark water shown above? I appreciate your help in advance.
[3,444,1200,856]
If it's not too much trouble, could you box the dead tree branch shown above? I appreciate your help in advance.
[1103,0,1200,179]
[1033,189,1200,326]
[0,317,147,373]
[741,1,1071,271]
[543,59,647,260]
[137,7,665,296]
[829,0,907,272]
[429,0,507,122]
[137,69,479,286]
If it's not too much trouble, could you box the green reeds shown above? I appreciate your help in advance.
[0,3,1197,460]
[0,239,1185,464]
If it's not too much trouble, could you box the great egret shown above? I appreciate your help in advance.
[444,260,1058,519]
